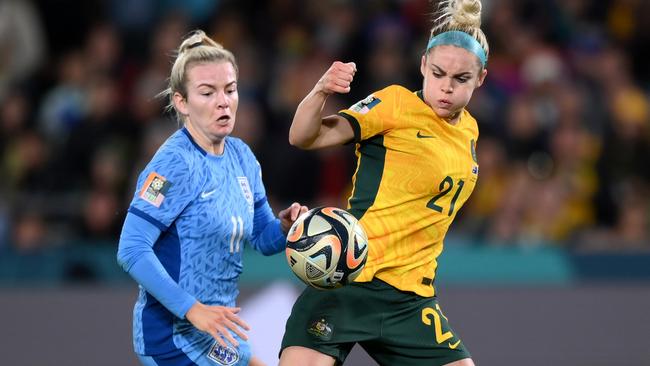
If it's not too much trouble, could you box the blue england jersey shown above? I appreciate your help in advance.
[118,128,285,364]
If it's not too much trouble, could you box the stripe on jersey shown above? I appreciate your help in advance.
[129,206,168,231]
[348,135,386,220]
[143,223,182,354]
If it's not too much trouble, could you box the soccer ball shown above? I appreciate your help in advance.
[285,207,369,289]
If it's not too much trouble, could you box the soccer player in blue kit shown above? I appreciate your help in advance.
[117,30,307,366]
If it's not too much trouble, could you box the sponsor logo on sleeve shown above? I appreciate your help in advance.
[139,172,172,207]
[349,94,381,114]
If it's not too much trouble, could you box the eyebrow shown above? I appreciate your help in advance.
[196,80,238,89]
[431,63,473,77]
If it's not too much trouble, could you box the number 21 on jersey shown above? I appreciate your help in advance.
[427,176,464,216]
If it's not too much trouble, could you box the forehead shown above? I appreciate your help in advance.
[186,61,237,86]
[427,45,481,73]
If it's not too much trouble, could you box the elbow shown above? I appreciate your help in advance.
[289,138,307,149]
[288,125,315,149]
[288,133,299,147]
[116,249,127,272]
[288,130,304,148]
[288,132,314,150]
[116,241,133,272]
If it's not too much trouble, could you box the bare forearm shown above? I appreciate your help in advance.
[288,61,357,149]
[288,88,329,148]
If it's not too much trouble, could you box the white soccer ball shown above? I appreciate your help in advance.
[285,207,369,289]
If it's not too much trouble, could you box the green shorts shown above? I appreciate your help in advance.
[281,278,471,366]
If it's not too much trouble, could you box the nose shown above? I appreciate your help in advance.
[216,91,229,109]
[440,78,453,93]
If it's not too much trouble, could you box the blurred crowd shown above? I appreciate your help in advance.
[1,0,648,254]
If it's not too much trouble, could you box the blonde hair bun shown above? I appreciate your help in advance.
[430,0,489,63]
[178,30,223,54]
[448,0,482,28]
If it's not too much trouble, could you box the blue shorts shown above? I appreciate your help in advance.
[138,336,251,366]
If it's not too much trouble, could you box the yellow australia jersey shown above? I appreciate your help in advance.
[339,85,480,297]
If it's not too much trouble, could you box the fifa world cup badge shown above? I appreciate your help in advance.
[350,94,381,114]
[139,172,172,208]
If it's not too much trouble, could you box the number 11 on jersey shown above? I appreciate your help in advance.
[229,216,243,253]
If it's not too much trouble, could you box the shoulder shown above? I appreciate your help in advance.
[226,136,255,157]
[461,110,479,138]
[146,130,201,177]
[347,85,412,114]
[378,85,415,99]
[372,85,419,109]
[226,137,260,169]
[152,132,192,164]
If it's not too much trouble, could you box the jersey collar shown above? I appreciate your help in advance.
[181,127,208,156]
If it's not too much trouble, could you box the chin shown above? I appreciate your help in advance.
[434,109,453,119]
[213,126,234,137]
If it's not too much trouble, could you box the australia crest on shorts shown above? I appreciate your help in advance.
[207,342,239,365]
[308,318,333,341]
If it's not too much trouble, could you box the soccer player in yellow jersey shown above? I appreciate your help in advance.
[279,0,489,365]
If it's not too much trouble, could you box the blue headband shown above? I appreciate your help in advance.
[426,30,487,67]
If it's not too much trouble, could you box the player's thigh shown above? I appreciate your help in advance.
[281,285,363,363]
[361,284,472,366]
[142,335,252,366]
[279,346,336,366]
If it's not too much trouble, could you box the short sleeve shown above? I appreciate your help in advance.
[338,85,401,142]
[128,148,200,230]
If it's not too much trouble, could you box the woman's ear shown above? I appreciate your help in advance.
[173,92,188,116]
[476,68,488,87]
[420,54,427,78]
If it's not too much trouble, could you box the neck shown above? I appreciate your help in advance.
[444,110,461,125]
[185,122,225,155]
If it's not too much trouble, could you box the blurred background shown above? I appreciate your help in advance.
[1,0,649,365]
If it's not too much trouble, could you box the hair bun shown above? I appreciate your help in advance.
[178,30,224,54]
[179,31,204,54]
[449,0,482,28]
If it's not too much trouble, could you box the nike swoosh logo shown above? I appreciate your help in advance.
[448,340,461,349]
[201,189,217,199]
[417,131,435,139]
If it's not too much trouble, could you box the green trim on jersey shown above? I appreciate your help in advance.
[338,112,361,143]
[416,89,424,102]
[348,135,386,220]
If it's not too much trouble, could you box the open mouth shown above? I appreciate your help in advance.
[437,99,453,108]
[216,115,231,123]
